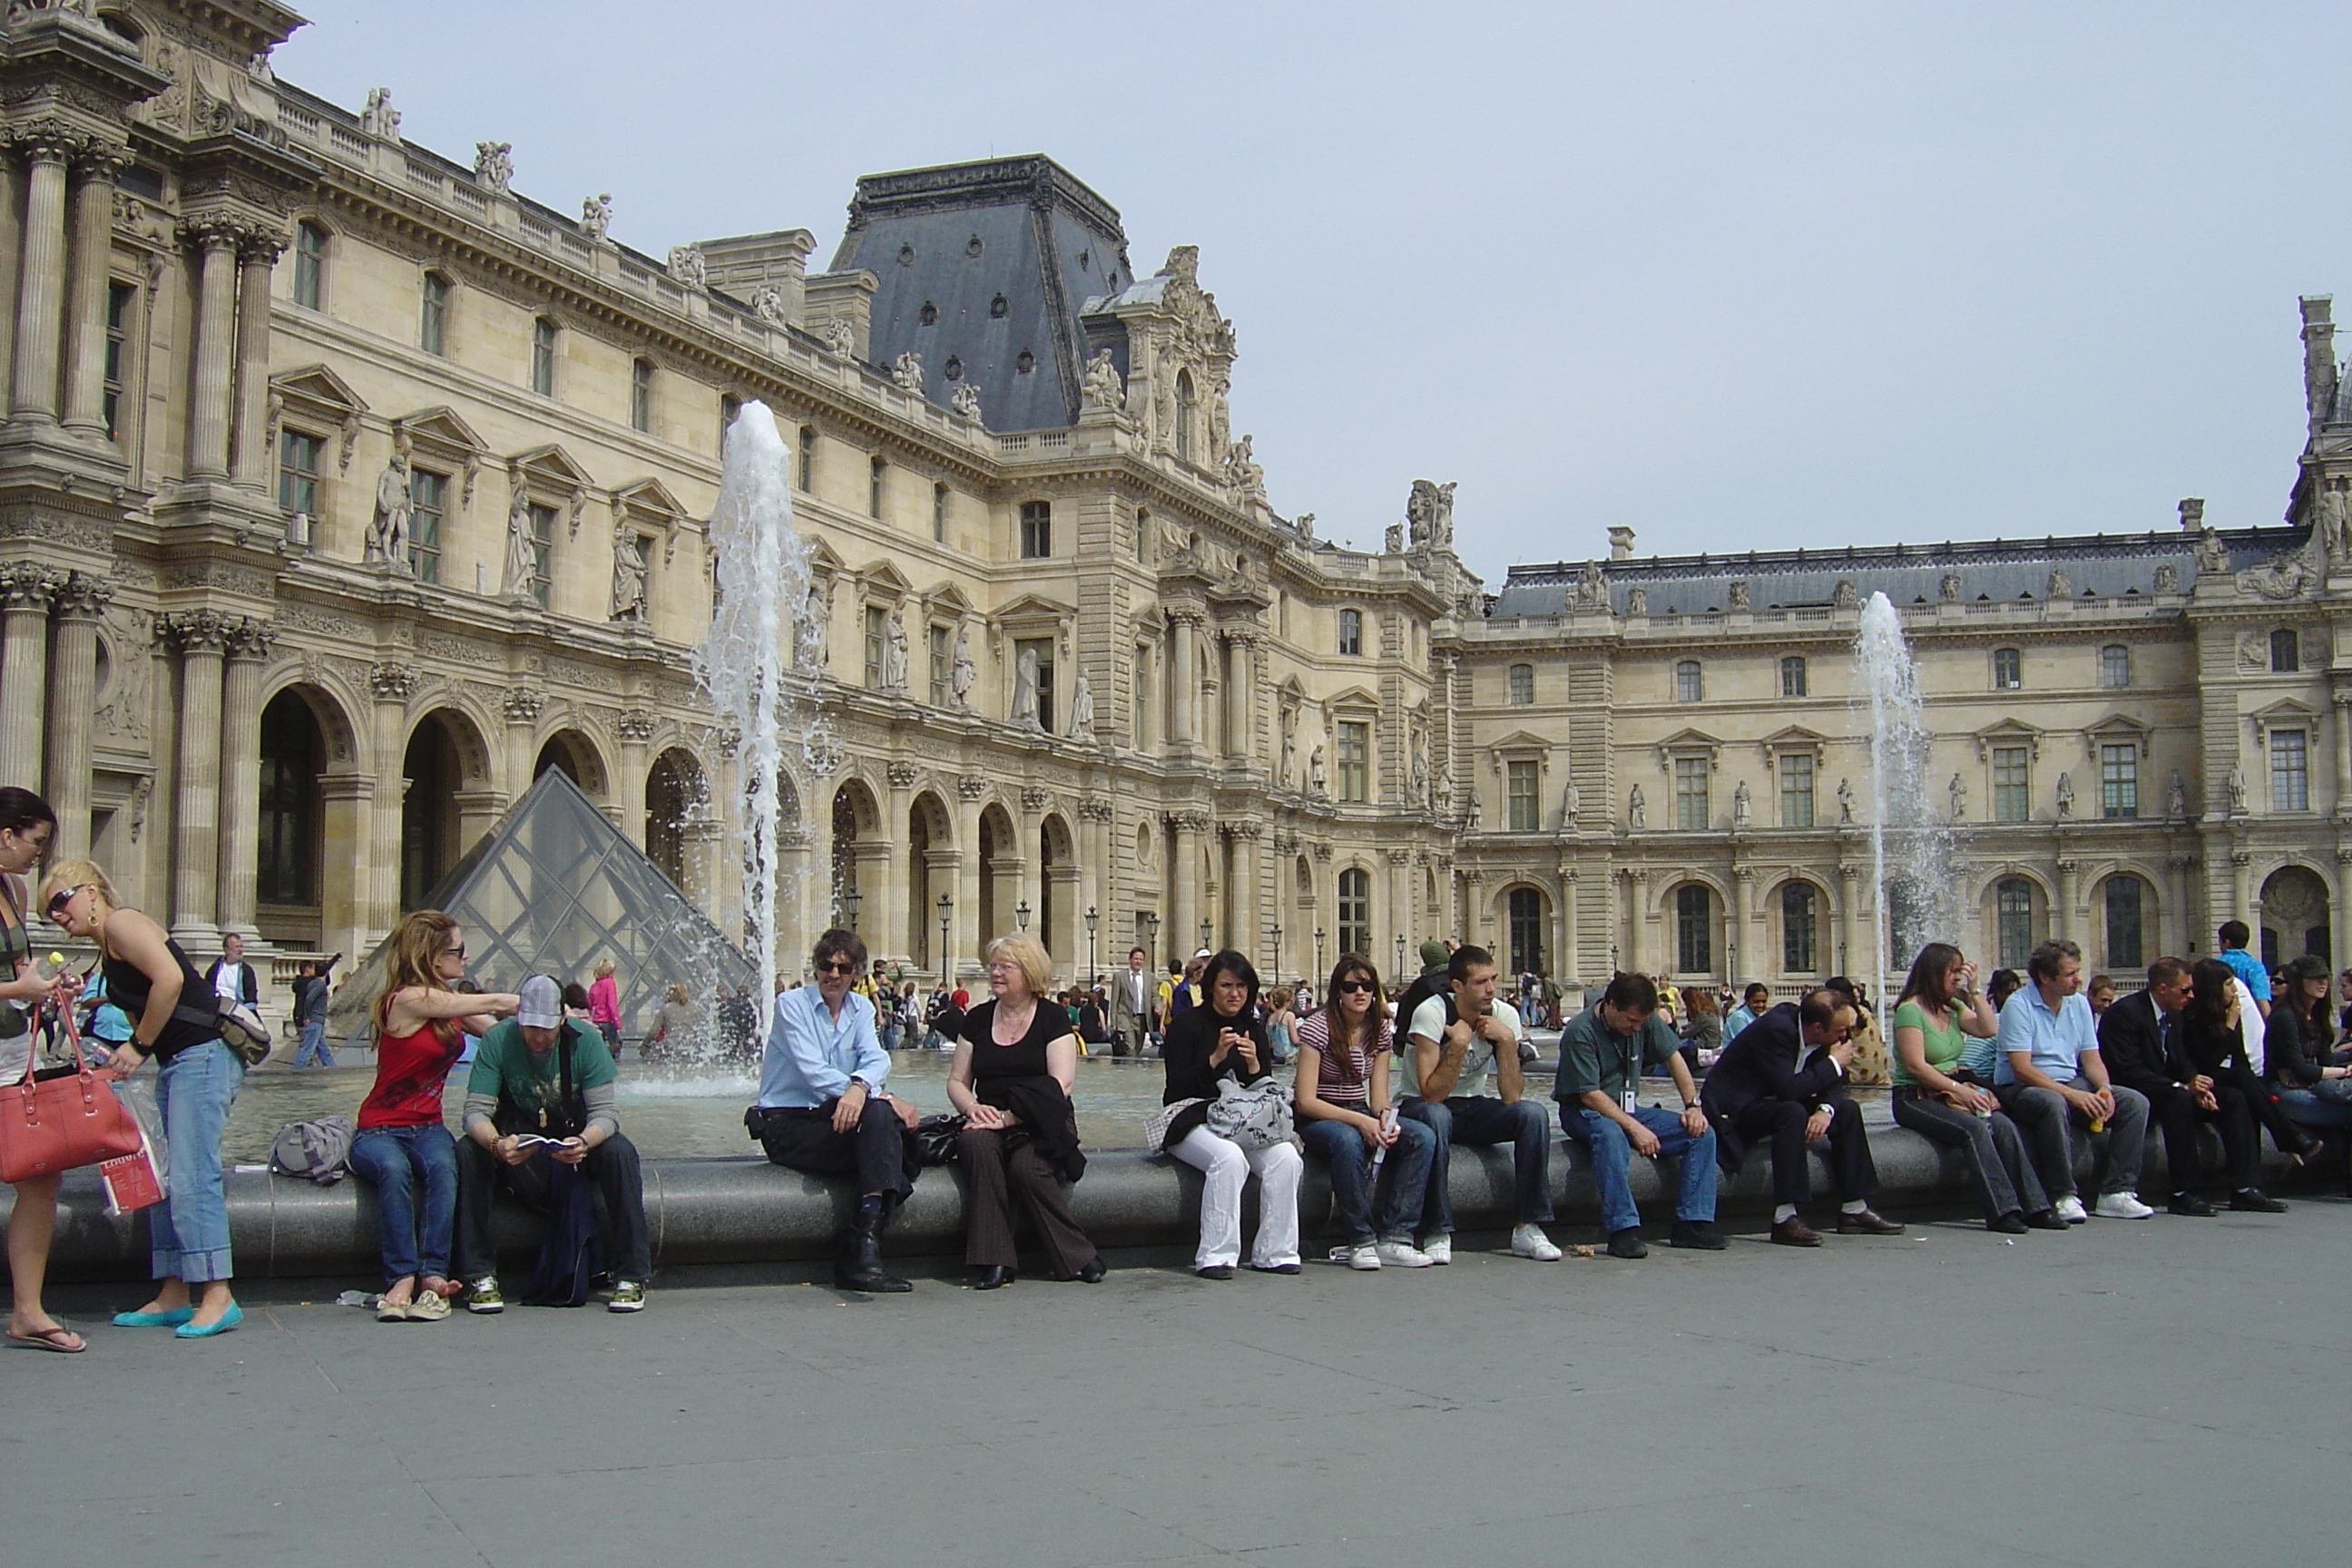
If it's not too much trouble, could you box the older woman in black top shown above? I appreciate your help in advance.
[1157,948,1302,1279]
[947,934,1103,1289]
[2183,957,2319,1179]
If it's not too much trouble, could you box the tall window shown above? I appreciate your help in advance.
[2100,743,2138,818]
[1135,507,1152,561]
[1780,655,1808,698]
[256,693,320,907]
[1993,647,2022,690]
[526,502,556,608]
[1507,887,1544,977]
[2101,643,2131,688]
[928,624,950,707]
[1780,753,1815,828]
[420,271,449,355]
[1019,499,1051,557]
[1993,746,2031,822]
[2271,629,2300,672]
[630,358,653,432]
[1507,663,1534,705]
[278,429,323,519]
[1174,369,1197,463]
[933,482,948,543]
[1995,878,2034,971]
[407,469,446,584]
[798,425,816,491]
[719,393,740,448]
[1781,882,1817,973]
[1015,637,1054,734]
[869,457,887,520]
[2104,877,2145,971]
[1675,660,1703,702]
[103,279,132,437]
[530,318,557,396]
[1132,643,1152,747]
[1674,756,1710,828]
[2271,729,2310,811]
[1337,867,1370,958]
[291,220,326,309]
[1506,760,1539,830]
[1337,720,1368,802]
[1675,884,1713,974]
[1338,608,1363,656]
[864,605,887,689]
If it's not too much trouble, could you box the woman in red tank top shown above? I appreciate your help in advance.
[350,911,516,1321]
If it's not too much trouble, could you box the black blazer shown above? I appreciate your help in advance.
[1700,1003,1846,1171]
[204,957,260,1007]
[1161,1004,1272,1105]
[2095,990,2190,1097]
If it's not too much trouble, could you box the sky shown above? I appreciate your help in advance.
[273,2,2352,585]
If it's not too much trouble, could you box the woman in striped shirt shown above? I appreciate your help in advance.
[1293,955,1436,1270]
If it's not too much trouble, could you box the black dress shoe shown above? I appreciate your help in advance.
[2024,1209,2070,1230]
[1987,1212,2030,1234]
[1195,1264,1235,1280]
[2231,1189,2289,1213]
[1073,1259,1106,1284]
[1606,1227,1650,1259]
[1769,1215,1824,1248]
[1669,1220,1727,1250]
[1248,1261,1302,1275]
[2167,1193,2217,1217]
[967,1266,1014,1289]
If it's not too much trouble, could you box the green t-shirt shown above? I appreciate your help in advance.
[1889,999,1962,1087]
[466,1019,616,1132]
[1554,1004,1684,1105]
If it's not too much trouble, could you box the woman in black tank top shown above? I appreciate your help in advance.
[44,858,246,1338]
[0,789,82,1353]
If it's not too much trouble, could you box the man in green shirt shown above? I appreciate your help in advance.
[1553,972,1725,1258]
[454,975,651,1312]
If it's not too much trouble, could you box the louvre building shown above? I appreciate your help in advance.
[4,3,2348,1014]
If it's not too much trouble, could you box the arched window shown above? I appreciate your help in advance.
[1174,369,1197,463]
[292,220,328,309]
[2271,628,2300,672]
[419,270,449,355]
[1995,878,2035,970]
[1675,884,1713,974]
[1507,887,1545,977]
[1507,663,1534,705]
[1780,656,1808,698]
[1337,867,1371,959]
[1675,660,1703,702]
[2100,643,2131,689]
[2102,875,2146,970]
[1780,882,1817,973]
[1994,647,2022,690]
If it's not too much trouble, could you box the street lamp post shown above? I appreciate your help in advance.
[1140,908,1160,971]
[1015,899,1032,933]
[1394,931,1406,981]
[1084,906,1099,987]
[1269,923,1282,985]
[1314,926,1325,978]
[936,893,954,985]
[840,884,862,933]
[1200,917,1213,955]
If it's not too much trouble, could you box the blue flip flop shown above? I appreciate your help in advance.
[172,1303,243,1338]
[113,1307,194,1328]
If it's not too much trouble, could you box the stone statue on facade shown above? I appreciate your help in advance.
[1293,513,1316,544]
[2193,524,2230,578]
[1408,747,1428,808]
[1837,777,1856,823]
[1012,643,1041,730]
[1068,664,1096,742]
[1625,586,1647,615]
[502,483,536,598]
[2154,562,2180,593]
[950,383,982,421]
[360,87,400,140]
[666,246,708,293]
[1939,571,1963,603]
[1081,348,1125,412]
[805,580,832,670]
[2167,769,2188,819]
[2227,764,2247,815]
[1729,579,1751,611]
[2047,566,2072,599]
[1405,479,1457,548]
[1574,561,1608,612]
[579,192,612,242]
[1732,779,1751,828]
[891,352,925,393]
[2242,545,2318,601]
[1832,578,1859,610]
[750,287,788,326]
[1222,435,1264,495]
[1560,777,1580,831]
[2054,771,2074,818]
[367,444,413,570]
[1280,720,1296,787]
[1948,772,1966,820]
[473,141,513,192]
[949,624,975,707]
[1384,524,1405,554]
[610,527,647,621]
[824,317,858,358]
[1308,743,1328,796]
[2317,482,2352,568]
[882,609,909,691]
[1627,784,1645,832]
[1467,787,1484,829]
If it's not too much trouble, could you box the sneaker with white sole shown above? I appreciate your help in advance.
[607,1280,646,1311]
[2092,1192,2154,1220]
[1417,1234,1453,1266]
[1510,1224,1563,1261]
[466,1277,505,1314]
[1374,1238,1432,1268]
[2052,1196,2089,1225]
[1344,1243,1382,1271]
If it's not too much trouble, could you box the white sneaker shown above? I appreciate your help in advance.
[2053,1196,2089,1225]
[1418,1235,1453,1266]
[1345,1243,1382,1271]
[1375,1238,1432,1268]
[2093,1192,2155,1220]
[1511,1223,1563,1261]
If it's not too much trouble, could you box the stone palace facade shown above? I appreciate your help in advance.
[3,3,2348,997]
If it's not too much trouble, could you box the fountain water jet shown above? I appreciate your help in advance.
[1854,593,1956,1010]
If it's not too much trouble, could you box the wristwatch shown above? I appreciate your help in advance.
[849,1075,874,1094]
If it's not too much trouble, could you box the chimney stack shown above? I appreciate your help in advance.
[1607,525,1636,561]
[2178,498,2204,532]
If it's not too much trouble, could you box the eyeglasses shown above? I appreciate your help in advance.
[815,959,857,975]
[439,945,466,959]
[1334,978,1376,995]
[985,961,1019,975]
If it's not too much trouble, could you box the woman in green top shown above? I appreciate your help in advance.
[1889,941,2063,1234]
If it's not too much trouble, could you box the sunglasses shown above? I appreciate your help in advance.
[440,945,466,959]
[44,887,78,919]
[1334,978,1377,995]
[815,959,858,975]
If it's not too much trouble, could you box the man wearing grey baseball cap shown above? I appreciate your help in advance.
[453,974,652,1311]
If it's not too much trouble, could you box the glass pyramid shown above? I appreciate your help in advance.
[327,767,754,1041]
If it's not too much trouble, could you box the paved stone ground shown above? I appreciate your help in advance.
[7,1195,2346,1567]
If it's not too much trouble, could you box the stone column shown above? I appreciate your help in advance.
[1837,863,1860,980]
[501,691,544,808]
[614,709,653,846]
[1078,799,1112,965]
[1170,611,1200,749]
[319,775,375,960]
[1558,866,1580,985]
[1731,865,1757,985]
[60,149,121,437]
[367,663,419,940]
[2337,848,2352,978]
[923,848,958,979]
[2053,858,2080,950]
[2334,694,2352,819]
[43,573,112,855]
[182,222,240,479]
[2230,849,2253,936]
[882,762,916,961]
[954,777,985,983]
[165,612,230,944]
[9,138,70,421]
[230,230,283,485]
[1386,846,1411,958]
[1169,813,1200,961]
[1230,632,1261,765]
[0,566,57,786]
[213,619,271,945]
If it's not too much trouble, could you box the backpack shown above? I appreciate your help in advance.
[269,1114,356,1184]
[174,995,274,1066]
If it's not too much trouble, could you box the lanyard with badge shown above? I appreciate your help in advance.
[1618,1029,1640,1112]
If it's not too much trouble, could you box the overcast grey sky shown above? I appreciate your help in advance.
[277,2,2352,585]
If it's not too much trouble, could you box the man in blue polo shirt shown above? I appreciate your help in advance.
[2215,920,2272,1021]
[1993,938,2151,1222]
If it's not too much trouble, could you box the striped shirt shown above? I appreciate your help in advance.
[1295,1008,1392,1107]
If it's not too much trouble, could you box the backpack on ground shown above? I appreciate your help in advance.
[269,1113,356,1184]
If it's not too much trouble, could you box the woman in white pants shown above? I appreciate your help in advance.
[1155,949,1302,1278]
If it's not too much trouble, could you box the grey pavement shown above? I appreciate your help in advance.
[7,1196,2347,1567]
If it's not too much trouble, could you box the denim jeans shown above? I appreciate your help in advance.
[2278,1084,2352,1131]
[294,1018,334,1067]
[1301,1113,1436,1246]
[1560,1103,1718,1234]
[348,1122,460,1284]
[151,1039,244,1283]
[1891,1086,2048,1220]
[1994,1076,2148,1199]
[879,1023,903,1053]
[1399,1095,1554,1233]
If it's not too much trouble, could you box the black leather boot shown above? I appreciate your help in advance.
[834,1208,912,1293]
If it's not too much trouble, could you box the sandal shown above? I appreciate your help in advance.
[5,1325,87,1354]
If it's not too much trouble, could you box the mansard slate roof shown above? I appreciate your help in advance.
[1489,524,2312,618]
[831,155,1135,432]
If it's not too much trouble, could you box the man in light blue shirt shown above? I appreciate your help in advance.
[747,928,922,1292]
[2215,919,2272,1020]
[1991,937,2151,1222]
[1723,983,1770,1042]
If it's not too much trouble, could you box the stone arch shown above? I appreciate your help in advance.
[644,747,709,897]
[400,706,495,911]
[1975,866,2056,974]
[253,681,359,948]
[1039,811,1076,965]
[829,776,883,931]
[978,801,1019,943]
[1494,878,1553,981]
[908,790,954,970]
[534,727,609,799]
[1654,873,1728,980]
[1762,874,1836,980]
[2259,863,2331,970]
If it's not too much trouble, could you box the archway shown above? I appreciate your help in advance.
[909,791,952,972]
[1504,884,1551,980]
[644,748,708,895]
[978,802,1017,944]
[2259,865,2331,971]
[1039,812,1075,972]
[257,689,326,945]
[401,710,484,910]
[534,729,609,798]
[830,779,880,934]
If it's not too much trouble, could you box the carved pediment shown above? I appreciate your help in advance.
[273,364,366,415]
[2082,712,2154,760]
[1973,718,2042,762]
[509,443,593,490]
[1654,726,1724,770]
[855,559,913,599]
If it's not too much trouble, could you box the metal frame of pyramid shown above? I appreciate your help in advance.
[326,768,754,1038]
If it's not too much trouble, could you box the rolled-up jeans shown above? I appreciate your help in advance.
[152,1039,245,1283]
[349,1122,459,1285]
[1301,1112,1436,1246]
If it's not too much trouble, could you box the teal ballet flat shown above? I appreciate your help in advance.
[172,1303,242,1338]
[113,1307,194,1328]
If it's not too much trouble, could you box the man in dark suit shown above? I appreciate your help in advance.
[2096,957,2259,1215]
[1107,946,1154,1060]
[1700,987,1902,1246]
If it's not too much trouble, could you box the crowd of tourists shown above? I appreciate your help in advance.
[5,772,2343,1347]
